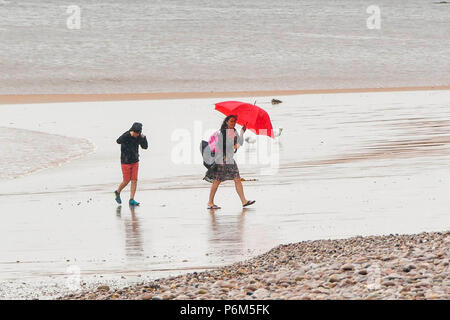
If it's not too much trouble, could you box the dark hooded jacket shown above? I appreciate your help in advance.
[117,123,148,164]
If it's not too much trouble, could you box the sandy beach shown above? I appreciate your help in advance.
[1,88,449,300]
[1,86,449,105]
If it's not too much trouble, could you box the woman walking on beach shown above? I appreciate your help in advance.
[204,115,255,209]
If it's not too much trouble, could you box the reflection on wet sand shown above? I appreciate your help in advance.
[116,205,144,260]
[282,116,450,175]
[284,136,450,168]
[208,209,247,260]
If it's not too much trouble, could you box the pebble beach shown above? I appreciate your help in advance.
[62,231,449,300]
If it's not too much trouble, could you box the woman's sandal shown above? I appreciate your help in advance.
[243,200,255,207]
[207,204,221,209]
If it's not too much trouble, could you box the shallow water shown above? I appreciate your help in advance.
[0,90,450,299]
[1,0,449,93]
[0,127,93,180]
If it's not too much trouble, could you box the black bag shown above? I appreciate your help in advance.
[200,140,215,169]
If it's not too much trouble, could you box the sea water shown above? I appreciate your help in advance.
[0,0,449,94]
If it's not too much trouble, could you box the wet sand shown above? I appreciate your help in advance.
[1,89,450,299]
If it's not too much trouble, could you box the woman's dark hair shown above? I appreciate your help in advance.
[220,115,237,131]
[219,115,238,156]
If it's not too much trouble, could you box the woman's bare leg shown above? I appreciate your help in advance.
[208,180,221,206]
[234,178,247,205]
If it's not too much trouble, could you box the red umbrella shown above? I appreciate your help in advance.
[215,101,274,138]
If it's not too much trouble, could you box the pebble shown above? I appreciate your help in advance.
[140,294,152,300]
[97,285,110,291]
[220,281,234,288]
[358,269,368,275]
[329,274,341,283]
[382,281,396,287]
[385,274,403,280]
[253,288,270,299]
[341,264,354,271]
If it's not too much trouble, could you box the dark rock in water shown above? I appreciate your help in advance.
[271,99,282,105]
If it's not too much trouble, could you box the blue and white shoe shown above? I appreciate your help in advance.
[114,191,122,204]
[129,199,140,206]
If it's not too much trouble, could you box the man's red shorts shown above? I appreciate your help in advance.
[121,162,139,181]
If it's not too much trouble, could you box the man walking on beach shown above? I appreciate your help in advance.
[114,122,148,206]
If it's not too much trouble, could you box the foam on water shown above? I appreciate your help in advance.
[0,127,94,180]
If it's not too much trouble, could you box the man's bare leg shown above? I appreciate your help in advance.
[130,180,137,200]
[117,180,130,193]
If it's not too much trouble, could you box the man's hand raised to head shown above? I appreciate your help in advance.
[130,131,141,138]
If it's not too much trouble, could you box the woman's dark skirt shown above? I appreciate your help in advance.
[203,162,240,183]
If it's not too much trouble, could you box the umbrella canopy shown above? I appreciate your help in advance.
[215,101,274,138]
